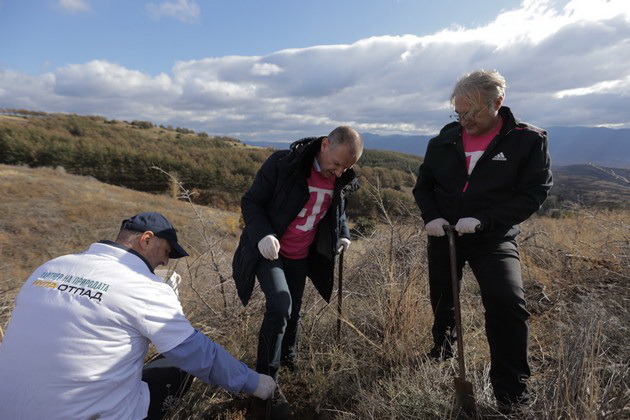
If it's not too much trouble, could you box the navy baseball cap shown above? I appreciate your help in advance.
[120,212,189,259]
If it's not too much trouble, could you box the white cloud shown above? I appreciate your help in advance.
[554,76,630,98]
[564,0,630,20]
[1,0,629,140]
[146,0,200,23]
[251,63,284,77]
[55,60,180,99]
[58,0,89,12]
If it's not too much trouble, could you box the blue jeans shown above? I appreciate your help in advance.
[255,255,308,379]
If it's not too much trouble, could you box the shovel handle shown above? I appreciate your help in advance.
[336,246,344,341]
[445,225,477,414]
[444,225,468,380]
[444,224,457,235]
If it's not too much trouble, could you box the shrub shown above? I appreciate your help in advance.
[351,217,377,238]
[131,120,154,129]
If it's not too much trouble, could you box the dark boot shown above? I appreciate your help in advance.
[270,385,293,419]
[246,396,270,420]
[426,341,453,362]
[496,393,530,417]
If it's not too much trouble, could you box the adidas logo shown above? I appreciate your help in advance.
[492,152,507,161]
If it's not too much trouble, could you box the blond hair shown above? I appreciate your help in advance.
[451,69,506,110]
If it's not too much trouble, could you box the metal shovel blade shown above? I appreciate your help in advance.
[444,225,477,416]
[454,377,476,415]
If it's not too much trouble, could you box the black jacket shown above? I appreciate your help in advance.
[232,137,359,305]
[413,106,552,240]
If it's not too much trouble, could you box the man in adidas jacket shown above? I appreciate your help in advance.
[413,70,552,412]
[0,212,275,420]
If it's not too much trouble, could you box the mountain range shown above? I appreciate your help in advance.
[244,126,630,168]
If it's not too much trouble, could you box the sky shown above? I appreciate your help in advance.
[0,0,629,142]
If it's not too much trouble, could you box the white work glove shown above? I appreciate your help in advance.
[455,217,481,236]
[252,373,276,400]
[258,234,280,260]
[425,218,449,237]
[164,271,181,297]
[338,237,351,253]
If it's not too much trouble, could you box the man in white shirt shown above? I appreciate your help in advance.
[0,212,276,420]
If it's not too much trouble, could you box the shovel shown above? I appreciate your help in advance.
[444,225,477,416]
[336,245,345,341]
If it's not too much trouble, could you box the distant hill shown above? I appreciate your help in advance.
[247,126,630,168]
[0,110,420,218]
[545,126,630,167]
[550,164,629,208]
[0,111,267,210]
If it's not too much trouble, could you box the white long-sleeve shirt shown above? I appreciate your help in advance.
[0,242,257,420]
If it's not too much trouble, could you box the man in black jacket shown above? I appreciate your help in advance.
[233,126,363,417]
[413,70,552,412]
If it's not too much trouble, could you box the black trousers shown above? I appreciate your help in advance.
[427,235,531,405]
[255,255,308,379]
[142,355,194,419]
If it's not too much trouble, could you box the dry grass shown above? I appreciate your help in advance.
[167,203,629,419]
[1,165,628,419]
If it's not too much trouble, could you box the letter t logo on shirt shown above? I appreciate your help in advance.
[279,162,335,259]
[295,187,332,232]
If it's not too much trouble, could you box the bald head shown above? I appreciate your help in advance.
[327,126,363,160]
[317,126,363,179]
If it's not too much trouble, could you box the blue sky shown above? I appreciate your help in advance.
[1,0,523,74]
[1,0,629,142]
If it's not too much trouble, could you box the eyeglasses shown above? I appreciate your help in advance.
[450,108,481,122]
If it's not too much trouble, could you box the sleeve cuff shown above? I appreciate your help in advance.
[242,368,259,394]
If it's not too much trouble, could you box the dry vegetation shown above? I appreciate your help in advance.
[1,164,628,419]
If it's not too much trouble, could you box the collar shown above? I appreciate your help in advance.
[313,157,322,172]
[98,240,155,274]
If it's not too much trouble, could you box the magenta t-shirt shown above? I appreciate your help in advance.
[279,162,335,259]
[462,117,503,191]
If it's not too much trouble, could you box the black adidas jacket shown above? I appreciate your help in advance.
[413,106,552,239]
